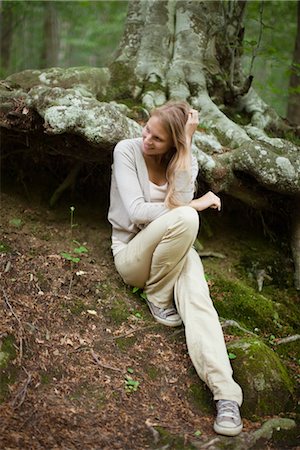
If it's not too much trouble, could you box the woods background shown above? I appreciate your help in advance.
[1,0,298,118]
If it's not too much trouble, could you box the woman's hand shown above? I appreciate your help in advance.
[185,109,199,147]
[190,191,221,212]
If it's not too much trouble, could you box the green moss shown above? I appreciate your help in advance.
[107,61,141,101]
[69,383,106,409]
[228,338,295,419]
[40,371,51,385]
[64,298,88,315]
[188,382,214,415]
[146,365,161,380]
[211,277,282,334]
[108,299,131,325]
[0,336,18,403]
[154,427,197,449]
[115,336,136,351]
[0,335,16,369]
[0,241,12,253]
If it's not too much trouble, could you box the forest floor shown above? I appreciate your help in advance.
[0,188,298,450]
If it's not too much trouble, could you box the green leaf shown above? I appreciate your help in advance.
[60,252,80,263]
[228,352,237,360]
[73,246,88,254]
[127,367,134,374]
[9,218,22,227]
[132,287,140,293]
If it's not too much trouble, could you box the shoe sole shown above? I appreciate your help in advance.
[213,422,243,437]
[152,316,182,327]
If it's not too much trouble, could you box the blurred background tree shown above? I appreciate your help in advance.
[243,0,298,118]
[0,0,128,74]
[0,0,298,119]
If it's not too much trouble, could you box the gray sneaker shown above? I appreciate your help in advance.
[146,299,182,327]
[213,400,243,436]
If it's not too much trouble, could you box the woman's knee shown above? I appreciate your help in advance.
[174,206,199,236]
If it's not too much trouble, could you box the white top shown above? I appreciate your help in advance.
[149,181,168,202]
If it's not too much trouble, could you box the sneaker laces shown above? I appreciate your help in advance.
[163,307,178,318]
[216,400,241,424]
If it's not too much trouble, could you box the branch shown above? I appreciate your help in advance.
[90,349,123,372]
[275,335,300,345]
[221,318,258,336]
[11,368,32,409]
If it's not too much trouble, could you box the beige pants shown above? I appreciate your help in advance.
[114,206,243,405]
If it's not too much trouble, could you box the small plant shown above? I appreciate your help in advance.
[70,206,77,232]
[124,368,140,394]
[228,352,237,360]
[9,218,22,228]
[60,241,89,295]
[132,287,147,301]
[124,375,140,394]
[60,241,88,264]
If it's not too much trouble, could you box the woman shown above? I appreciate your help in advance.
[108,101,243,437]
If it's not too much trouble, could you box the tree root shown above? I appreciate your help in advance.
[291,203,300,290]
[49,161,83,207]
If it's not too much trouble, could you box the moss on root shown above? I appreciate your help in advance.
[228,337,295,419]
[0,336,18,403]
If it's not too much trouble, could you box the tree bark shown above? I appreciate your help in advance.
[41,1,59,68]
[1,0,300,287]
[0,1,14,74]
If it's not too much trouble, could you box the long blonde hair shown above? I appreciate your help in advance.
[150,101,191,208]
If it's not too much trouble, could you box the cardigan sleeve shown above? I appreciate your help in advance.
[113,140,199,227]
[113,141,169,226]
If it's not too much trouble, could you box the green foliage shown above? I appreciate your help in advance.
[243,1,298,116]
[9,218,22,228]
[0,241,12,253]
[2,1,128,78]
[61,240,89,264]
[124,373,140,393]
[132,287,147,301]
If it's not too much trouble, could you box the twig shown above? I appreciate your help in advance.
[68,272,74,296]
[90,349,123,372]
[197,437,221,449]
[249,1,265,76]
[11,368,32,409]
[2,287,22,325]
[111,323,159,340]
[221,318,258,336]
[198,251,226,259]
[275,335,300,345]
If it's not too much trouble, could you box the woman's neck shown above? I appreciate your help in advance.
[143,154,168,185]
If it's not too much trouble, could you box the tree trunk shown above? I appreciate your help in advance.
[0,1,13,74]
[41,1,59,68]
[1,0,300,287]
[287,0,300,126]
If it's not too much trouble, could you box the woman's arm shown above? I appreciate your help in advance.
[190,191,221,212]
[113,141,169,225]
[185,110,222,213]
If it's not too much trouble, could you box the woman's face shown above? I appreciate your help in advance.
[142,115,173,157]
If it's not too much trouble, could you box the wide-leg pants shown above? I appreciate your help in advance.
[114,206,243,405]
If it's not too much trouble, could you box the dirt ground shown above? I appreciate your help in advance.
[0,189,296,450]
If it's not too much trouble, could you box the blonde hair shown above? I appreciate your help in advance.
[150,101,191,208]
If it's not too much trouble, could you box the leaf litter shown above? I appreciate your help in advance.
[0,192,264,449]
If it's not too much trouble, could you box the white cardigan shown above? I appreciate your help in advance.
[108,138,199,255]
